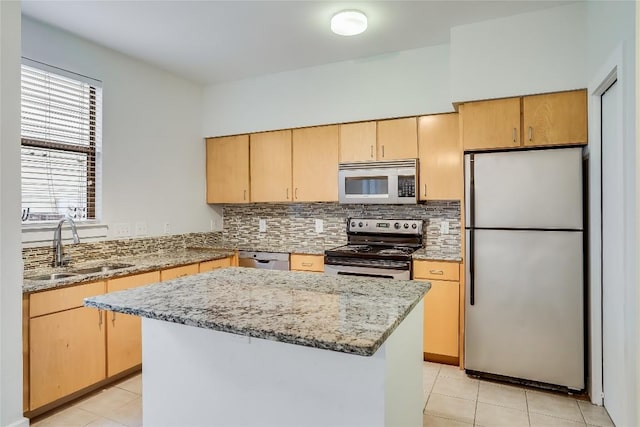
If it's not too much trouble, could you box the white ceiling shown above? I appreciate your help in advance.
[21,1,574,86]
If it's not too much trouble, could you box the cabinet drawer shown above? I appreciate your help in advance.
[200,257,231,273]
[160,263,199,281]
[290,254,324,272]
[413,261,459,281]
[30,281,106,318]
[108,271,160,293]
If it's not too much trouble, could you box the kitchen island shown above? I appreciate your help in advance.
[85,267,429,427]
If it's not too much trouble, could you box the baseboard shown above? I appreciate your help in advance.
[5,416,29,427]
[424,352,459,366]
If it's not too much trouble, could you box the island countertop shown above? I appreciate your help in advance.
[84,267,430,357]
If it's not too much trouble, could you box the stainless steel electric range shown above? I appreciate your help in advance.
[324,218,423,280]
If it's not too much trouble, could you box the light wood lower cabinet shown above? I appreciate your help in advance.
[199,257,232,273]
[106,271,160,377]
[29,281,107,410]
[414,260,461,363]
[290,254,324,272]
[160,263,200,281]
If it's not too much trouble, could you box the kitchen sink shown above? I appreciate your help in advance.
[26,272,78,281]
[72,264,134,275]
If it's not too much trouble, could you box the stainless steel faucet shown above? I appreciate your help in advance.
[53,218,80,267]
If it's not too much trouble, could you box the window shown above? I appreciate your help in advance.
[20,60,102,223]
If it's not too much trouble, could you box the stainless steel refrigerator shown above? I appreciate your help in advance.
[464,147,584,391]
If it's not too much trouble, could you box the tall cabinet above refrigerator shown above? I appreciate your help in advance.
[464,147,584,391]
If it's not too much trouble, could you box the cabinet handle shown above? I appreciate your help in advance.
[295,188,298,199]
[301,262,313,267]
[370,145,374,158]
[98,310,103,329]
[424,184,427,197]
[286,188,289,199]
[528,127,533,142]
[243,190,247,201]
[112,311,116,327]
[429,269,444,275]
[512,128,517,143]
[382,145,385,158]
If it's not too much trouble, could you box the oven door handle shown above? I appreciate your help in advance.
[337,271,395,279]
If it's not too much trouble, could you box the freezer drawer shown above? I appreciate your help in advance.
[464,229,584,390]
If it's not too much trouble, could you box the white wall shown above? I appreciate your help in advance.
[1,3,29,427]
[449,2,588,103]
[202,44,451,137]
[584,0,637,424]
[21,17,222,240]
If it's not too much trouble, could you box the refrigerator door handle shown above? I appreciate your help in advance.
[469,154,475,306]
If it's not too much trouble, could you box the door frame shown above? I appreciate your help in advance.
[586,45,625,407]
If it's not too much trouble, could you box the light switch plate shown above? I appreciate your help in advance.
[259,219,266,233]
[163,222,171,235]
[114,223,130,238]
[315,219,323,233]
[440,221,449,234]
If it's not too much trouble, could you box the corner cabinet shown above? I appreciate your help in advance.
[206,135,250,203]
[292,125,339,202]
[418,113,462,201]
[414,260,461,365]
[461,89,587,151]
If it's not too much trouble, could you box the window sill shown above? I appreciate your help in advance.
[22,222,109,247]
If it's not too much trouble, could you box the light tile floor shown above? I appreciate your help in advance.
[30,374,142,427]
[30,363,615,427]
[423,362,615,427]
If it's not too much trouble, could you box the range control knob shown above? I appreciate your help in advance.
[358,222,363,227]
[404,223,409,229]
[351,221,356,228]
[394,222,401,229]
[412,223,418,229]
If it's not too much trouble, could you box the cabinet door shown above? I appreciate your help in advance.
[339,122,376,162]
[106,271,160,377]
[462,97,521,150]
[523,90,588,147]
[292,125,339,202]
[200,257,232,273]
[206,135,250,203]
[30,307,106,409]
[161,263,200,281]
[418,279,459,358]
[376,117,418,160]
[418,114,462,201]
[250,130,292,202]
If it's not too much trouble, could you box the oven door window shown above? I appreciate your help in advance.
[344,176,388,198]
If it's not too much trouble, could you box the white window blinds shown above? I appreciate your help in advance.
[21,62,102,223]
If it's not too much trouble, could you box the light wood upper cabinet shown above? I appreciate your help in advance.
[339,121,377,162]
[377,117,418,160]
[462,90,588,151]
[523,90,587,147]
[461,97,521,151]
[106,271,160,377]
[250,130,292,202]
[292,125,339,202]
[30,307,106,409]
[418,114,462,201]
[206,135,250,203]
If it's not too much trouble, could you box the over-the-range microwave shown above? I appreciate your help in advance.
[338,159,418,204]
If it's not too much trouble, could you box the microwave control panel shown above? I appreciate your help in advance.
[397,175,415,198]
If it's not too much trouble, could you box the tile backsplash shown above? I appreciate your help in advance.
[222,201,461,256]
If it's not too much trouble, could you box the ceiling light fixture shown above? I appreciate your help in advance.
[331,10,368,36]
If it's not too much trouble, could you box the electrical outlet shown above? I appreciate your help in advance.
[135,221,147,236]
[440,221,449,234]
[114,223,130,238]
[259,219,266,233]
[315,219,323,233]
[163,222,171,235]
[210,219,215,231]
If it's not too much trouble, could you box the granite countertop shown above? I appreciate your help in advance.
[412,248,463,262]
[84,267,430,357]
[23,248,236,294]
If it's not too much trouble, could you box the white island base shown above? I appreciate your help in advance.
[141,300,424,427]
